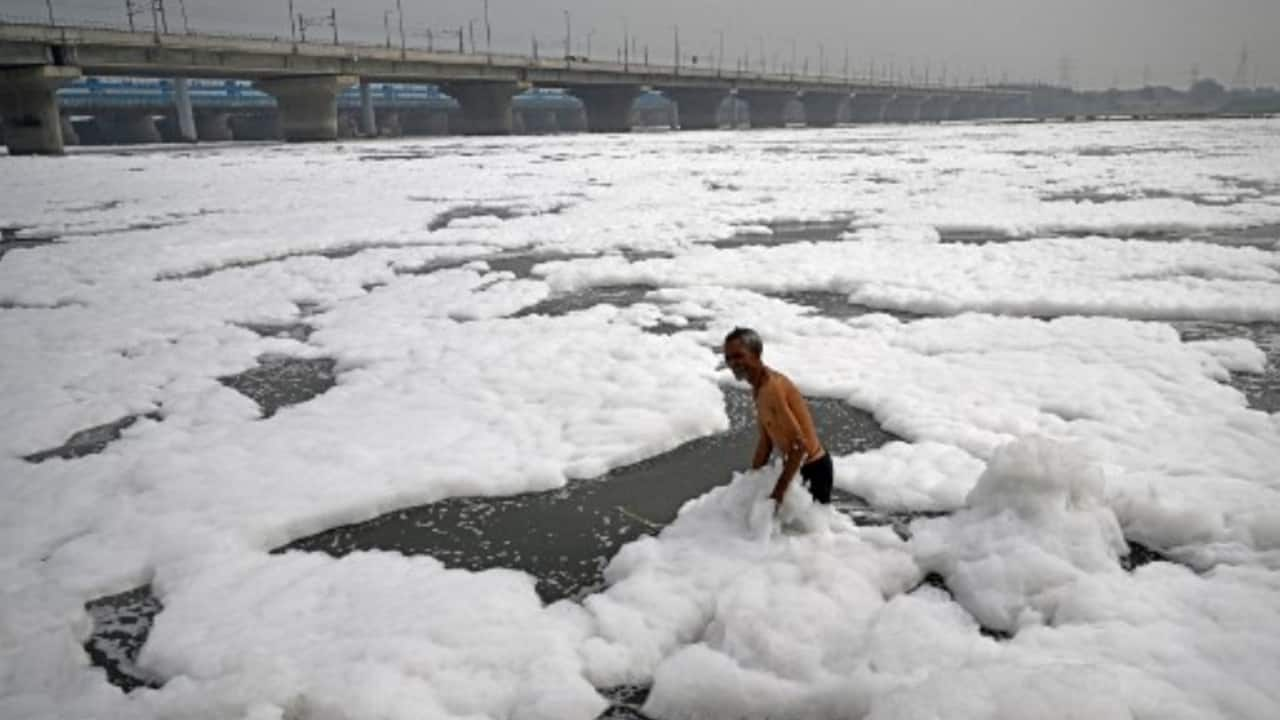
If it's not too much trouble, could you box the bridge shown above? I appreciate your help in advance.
[0,21,1028,154]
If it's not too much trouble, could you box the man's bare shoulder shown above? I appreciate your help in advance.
[764,370,799,397]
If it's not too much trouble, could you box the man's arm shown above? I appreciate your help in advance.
[770,442,806,503]
[751,427,773,469]
[766,393,809,503]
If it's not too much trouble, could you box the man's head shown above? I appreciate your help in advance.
[723,327,764,382]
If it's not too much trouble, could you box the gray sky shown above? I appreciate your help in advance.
[9,0,1279,89]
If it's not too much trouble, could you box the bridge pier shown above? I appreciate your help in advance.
[739,90,795,129]
[173,77,197,142]
[358,80,377,137]
[919,95,957,122]
[846,92,894,123]
[569,85,640,133]
[255,74,357,142]
[95,111,162,144]
[59,114,79,145]
[0,66,82,155]
[802,92,850,128]
[884,95,929,123]
[441,81,519,135]
[195,111,233,141]
[661,88,729,130]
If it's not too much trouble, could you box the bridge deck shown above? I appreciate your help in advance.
[0,22,1021,100]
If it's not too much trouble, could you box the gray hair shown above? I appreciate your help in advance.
[724,327,763,356]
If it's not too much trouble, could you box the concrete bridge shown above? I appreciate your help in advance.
[0,21,1028,154]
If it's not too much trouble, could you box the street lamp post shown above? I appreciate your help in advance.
[287,0,296,42]
[383,10,392,48]
[468,19,476,53]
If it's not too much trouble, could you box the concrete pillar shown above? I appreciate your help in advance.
[569,85,641,133]
[0,66,82,155]
[255,75,357,142]
[919,95,957,122]
[59,114,79,145]
[195,111,233,141]
[358,80,377,137]
[884,95,929,123]
[173,78,197,143]
[802,92,850,128]
[440,81,519,135]
[95,112,162,144]
[739,90,795,129]
[661,88,729,130]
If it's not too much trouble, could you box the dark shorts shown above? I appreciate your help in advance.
[800,453,833,504]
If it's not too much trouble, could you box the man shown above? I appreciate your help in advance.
[722,327,833,507]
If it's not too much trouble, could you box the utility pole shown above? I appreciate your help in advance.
[383,10,392,48]
[756,36,765,74]
[45,0,56,26]
[622,17,629,71]
[674,25,680,72]
[287,0,296,43]
[818,43,825,78]
[125,0,142,32]
[718,30,725,75]
[150,0,164,41]
[843,44,849,81]
[176,0,189,33]
[790,38,797,77]
[483,0,491,58]
[563,10,570,60]
[396,0,405,58]
[468,19,476,53]
[586,28,594,58]
[331,8,338,45]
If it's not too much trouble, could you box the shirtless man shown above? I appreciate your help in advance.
[722,327,833,506]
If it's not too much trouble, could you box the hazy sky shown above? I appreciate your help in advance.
[10,0,1279,89]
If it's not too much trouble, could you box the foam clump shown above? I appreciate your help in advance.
[578,466,919,708]
[135,551,606,720]
[912,436,1128,633]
